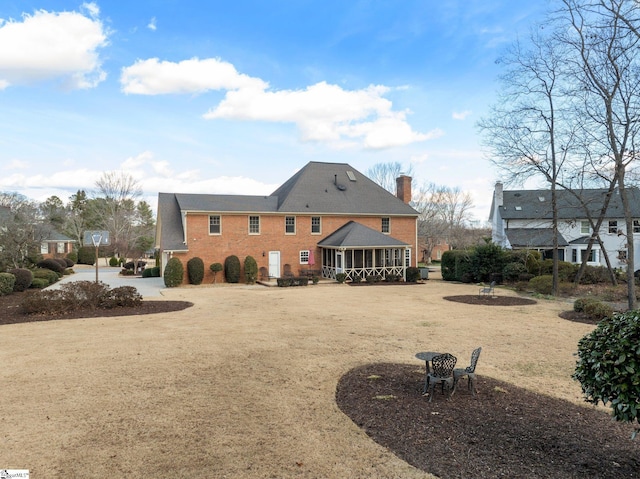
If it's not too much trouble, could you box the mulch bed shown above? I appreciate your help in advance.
[443,295,538,306]
[558,310,601,325]
[0,289,193,326]
[336,362,640,479]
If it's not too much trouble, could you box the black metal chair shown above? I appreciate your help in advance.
[479,281,496,296]
[452,347,482,397]
[425,353,457,402]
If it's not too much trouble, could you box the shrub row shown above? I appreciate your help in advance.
[20,281,142,315]
[277,277,309,287]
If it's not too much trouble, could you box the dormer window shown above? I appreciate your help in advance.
[538,196,545,202]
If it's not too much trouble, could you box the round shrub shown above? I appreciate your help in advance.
[187,257,205,285]
[336,273,347,284]
[583,300,614,321]
[529,275,553,295]
[224,255,241,283]
[37,258,65,275]
[574,310,640,437]
[406,267,421,283]
[142,266,160,278]
[244,256,258,284]
[33,267,59,285]
[60,281,110,310]
[9,268,33,292]
[0,273,16,296]
[54,258,68,270]
[63,257,75,267]
[163,257,184,287]
[77,246,96,265]
[99,286,143,308]
[66,250,78,263]
[109,256,119,267]
[574,297,599,313]
[30,278,49,289]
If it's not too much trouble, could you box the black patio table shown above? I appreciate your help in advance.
[415,351,442,394]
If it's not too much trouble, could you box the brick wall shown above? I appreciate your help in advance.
[170,213,417,283]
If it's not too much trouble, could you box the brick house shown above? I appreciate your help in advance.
[155,161,419,283]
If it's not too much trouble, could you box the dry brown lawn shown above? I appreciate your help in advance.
[0,275,614,478]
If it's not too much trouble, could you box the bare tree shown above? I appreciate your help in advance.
[557,0,640,309]
[413,183,475,261]
[0,193,41,268]
[366,162,415,194]
[478,28,576,295]
[94,172,148,261]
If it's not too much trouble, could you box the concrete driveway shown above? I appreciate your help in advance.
[48,264,166,298]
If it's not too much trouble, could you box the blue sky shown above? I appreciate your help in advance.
[0,1,549,222]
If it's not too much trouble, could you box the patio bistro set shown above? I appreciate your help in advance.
[415,347,482,402]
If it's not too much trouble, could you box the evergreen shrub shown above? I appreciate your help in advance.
[529,275,553,295]
[335,273,347,283]
[406,267,421,283]
[244,256,258,284]
[163,257,184,287]
[0,273,16,295]
[33,268,58,285]
[187,257,205,285]
[77,246,96,265]
[9,268,33,292]
[209,263,223,283]
[224,255,241,283]
[66,250,78,263]
[583,300,614,321]
[30,278,49,289]
[37,258,65,275]
[109,256,119,267]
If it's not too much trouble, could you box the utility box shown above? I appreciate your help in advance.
[419,268,429,280]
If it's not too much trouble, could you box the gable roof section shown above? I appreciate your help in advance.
[156,192,189,252]
[318,221,410,248]
[271,162,418,216]
[505,228,568,248]
[497,187,640,221]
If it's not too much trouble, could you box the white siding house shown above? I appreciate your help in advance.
[489,182,640,270]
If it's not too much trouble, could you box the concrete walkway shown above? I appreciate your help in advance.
[47,264,166,298]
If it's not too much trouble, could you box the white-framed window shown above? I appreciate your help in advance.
[580,221,590,235]
[300,250,309,264]
[40,242,48,254]
[634,220,640,233]
[311,216,321,234]
[249,215,260,234]
[57,242,65,253]
[382,217,390,233]
[209,215,221,235]
[618,250,628,261]
[404,248,411,267]
[285,216,296,234]
[608,220,618,234]
[572,248,598,263]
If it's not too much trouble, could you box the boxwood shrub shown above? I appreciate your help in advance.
[187,257,205,285]
[244,255,258,284]
[163,257,184,287]
[224,255,241,283]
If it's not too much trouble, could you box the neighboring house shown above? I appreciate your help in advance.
[156,161,419,283]
[490,181,640,269]
[37,225,76,259]
[418,236,450,263]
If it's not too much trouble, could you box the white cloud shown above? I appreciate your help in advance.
[121,57,436,149]
[147,17,157,31]
[205,80,440,149]
[0,6,108,89]
[452,110,472,120]
[3,159,29,170]
[120,57,267,95]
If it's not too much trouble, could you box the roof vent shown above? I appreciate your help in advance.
[515,206,522,211]
[337,184,347,191]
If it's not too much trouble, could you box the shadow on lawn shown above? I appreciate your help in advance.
[336,363,640,479]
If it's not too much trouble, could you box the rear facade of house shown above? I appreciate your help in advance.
[155,162,419,283]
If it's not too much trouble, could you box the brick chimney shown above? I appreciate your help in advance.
[396,175,412,204]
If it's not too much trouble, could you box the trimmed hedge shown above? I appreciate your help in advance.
[33,268,59,285]
[9,268,33,292]
[37,258,65,275]
[163,257,184,287]
[244,256,258,284]
[224,255,241,283]
[277,277,309,287]
[187,257,205,285]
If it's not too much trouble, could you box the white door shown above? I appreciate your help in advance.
[268,251,281,278]
[336,251,343,274]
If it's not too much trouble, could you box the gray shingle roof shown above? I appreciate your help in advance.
[496,187,640,221]
[317,221,409,248]
[505,228,568,248]
[271,162,418,215]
